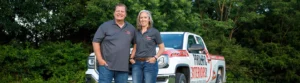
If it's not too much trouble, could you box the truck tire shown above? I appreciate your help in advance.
[216,74,223,83]
[175,73,186,83]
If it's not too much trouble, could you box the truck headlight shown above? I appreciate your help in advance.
[158,55,169,68]
[87,56,95,69]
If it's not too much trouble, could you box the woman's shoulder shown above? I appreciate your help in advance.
[150,27,160,33]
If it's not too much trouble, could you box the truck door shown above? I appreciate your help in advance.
[195,36,211,82]
[187,35,207,83]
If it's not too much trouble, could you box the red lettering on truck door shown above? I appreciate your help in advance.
[191,66,207,78]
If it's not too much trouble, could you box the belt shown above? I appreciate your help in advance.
[135,57,151,61]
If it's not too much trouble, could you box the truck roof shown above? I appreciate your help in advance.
[161,32,185,34]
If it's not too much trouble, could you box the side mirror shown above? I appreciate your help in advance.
[188,44,205,53]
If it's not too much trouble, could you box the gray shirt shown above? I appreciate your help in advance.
[134,27,163,58]
[93,20,135,71]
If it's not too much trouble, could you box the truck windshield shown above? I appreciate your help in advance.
[161,34,183,49]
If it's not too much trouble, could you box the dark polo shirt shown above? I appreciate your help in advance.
[135,27,163,58]
[93,20,135,71]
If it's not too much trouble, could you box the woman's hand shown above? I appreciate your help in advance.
[147,57,156,63]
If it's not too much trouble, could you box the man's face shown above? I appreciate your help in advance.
[114,6,126,21]
[139,12,149,27]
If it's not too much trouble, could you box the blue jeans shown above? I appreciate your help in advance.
[97,65,128,83]
[132,61,158,83]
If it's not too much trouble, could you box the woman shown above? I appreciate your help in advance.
[130,10,165,83]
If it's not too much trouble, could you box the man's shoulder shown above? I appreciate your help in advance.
[98,20,114,29]
[102,20,114,25]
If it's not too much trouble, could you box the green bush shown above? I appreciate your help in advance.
[0,41,89,82]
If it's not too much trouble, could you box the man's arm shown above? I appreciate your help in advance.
[92,42,107,66]
[92,24,107,66]
[129,44,137,64]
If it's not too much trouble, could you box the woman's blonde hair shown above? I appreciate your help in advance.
[136,10,153,30]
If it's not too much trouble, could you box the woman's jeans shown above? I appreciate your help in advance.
[97,65,128,83]
[132,61,158,83]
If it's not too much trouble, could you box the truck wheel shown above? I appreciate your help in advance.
[216,74,223,83]
[175,73,186,83]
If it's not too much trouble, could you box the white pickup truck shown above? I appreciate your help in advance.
[86,32,226,83]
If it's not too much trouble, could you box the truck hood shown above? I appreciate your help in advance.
[130,47,174,54]
[156,47,174,53]
[91,47,174,56]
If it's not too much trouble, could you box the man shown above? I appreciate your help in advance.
[92,3,135,83]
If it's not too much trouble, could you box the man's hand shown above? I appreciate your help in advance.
[130,59,136,64]
[98,59,108,66]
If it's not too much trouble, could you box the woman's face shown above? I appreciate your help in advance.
[139,12,149,28]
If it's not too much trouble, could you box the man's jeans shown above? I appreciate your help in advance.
[97,65,128,83]
[132,61,158,83]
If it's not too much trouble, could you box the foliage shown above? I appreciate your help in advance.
[0,41,88,82]
[0,0,299,82]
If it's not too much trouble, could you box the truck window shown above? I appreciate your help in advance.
[188,35,197,53]
[196,37,205,49]
[188,35,196,48]
[161,34,183,49]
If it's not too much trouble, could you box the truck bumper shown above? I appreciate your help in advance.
[156,74,176,83]
[85,69,98,83]
[127,74,175,83]
[86,74,97,83]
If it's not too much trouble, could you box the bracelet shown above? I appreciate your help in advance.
[153,56,157,60]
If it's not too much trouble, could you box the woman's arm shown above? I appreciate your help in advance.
[148,43,165,63]
[154,43,165,59]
